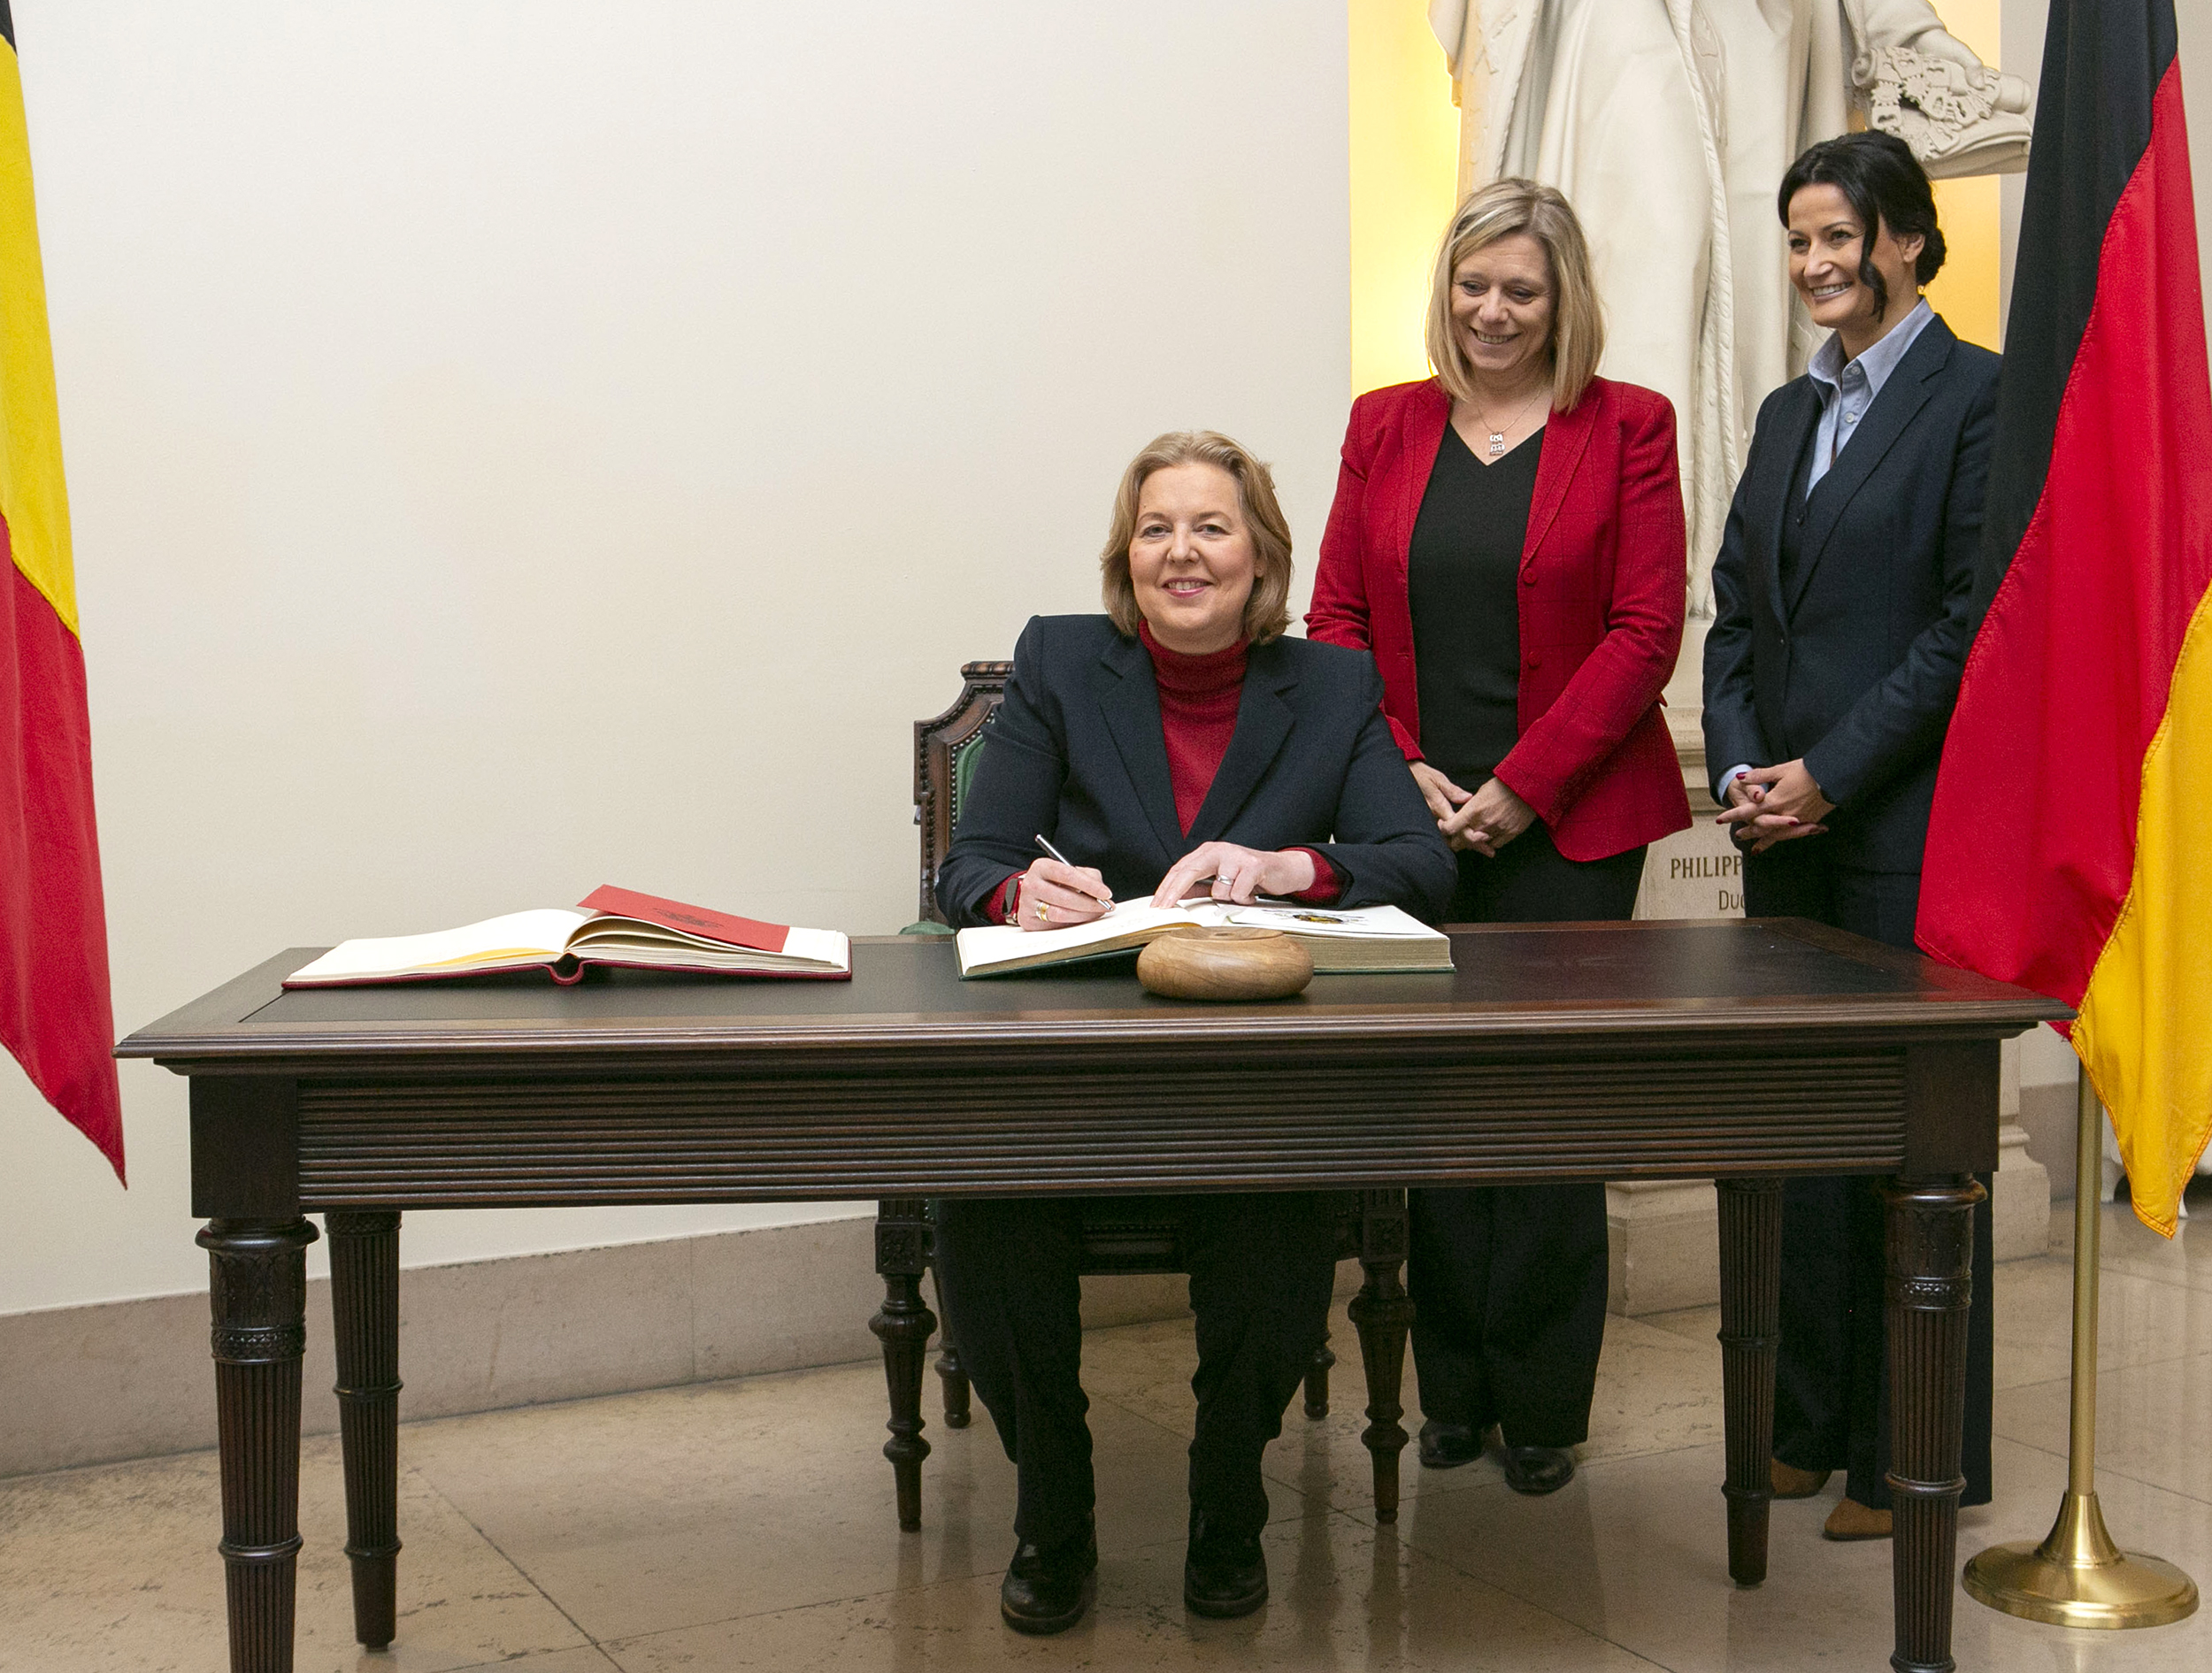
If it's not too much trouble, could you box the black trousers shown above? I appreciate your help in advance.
[932,1193,1338,1548]
[1744,838,1995,1509]
[1408,823,1644,1447]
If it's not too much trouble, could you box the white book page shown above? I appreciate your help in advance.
[564,919,847,971]
[1223,902,1444,940]
[288,909,593,983]
[779,925,851,971]
[955,899,1210,974]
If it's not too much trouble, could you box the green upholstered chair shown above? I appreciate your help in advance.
[870,663,1416,1532]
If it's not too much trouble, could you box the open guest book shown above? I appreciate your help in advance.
[955,899,1452,978]
[284,886,850,986]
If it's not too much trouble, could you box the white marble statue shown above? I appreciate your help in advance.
[1428,1,2031,610]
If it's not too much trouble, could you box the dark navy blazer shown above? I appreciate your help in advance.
[1702,314,2000,871]
[936,615,1456,928]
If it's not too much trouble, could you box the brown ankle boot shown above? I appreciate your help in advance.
[1771,1460,1832,1499]
[1822,1497,1893,1540]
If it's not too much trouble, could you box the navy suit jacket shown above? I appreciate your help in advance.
[936,615,1456,928]
[1701,314,2000,871]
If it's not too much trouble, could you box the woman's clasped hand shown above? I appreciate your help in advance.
[1715,759,1834,854]
[1410,763,1539,857]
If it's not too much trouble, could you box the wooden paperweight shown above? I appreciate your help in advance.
[1135,925,1313,1001]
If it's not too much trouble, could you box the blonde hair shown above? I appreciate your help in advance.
[1099,430,1294,643]
[1425,178,1605,411]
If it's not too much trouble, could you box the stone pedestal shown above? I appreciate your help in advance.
[1607,1180,1721,1315]
[1602,718,2052,1313]
[1993,1124,2053,1259]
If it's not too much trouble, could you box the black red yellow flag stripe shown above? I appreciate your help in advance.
[2,4,127,1178]
[1920,1,2210,1234]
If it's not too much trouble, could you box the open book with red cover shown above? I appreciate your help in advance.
[283,886,850,986]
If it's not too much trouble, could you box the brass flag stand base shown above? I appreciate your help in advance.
[1962,1068,2199,1630]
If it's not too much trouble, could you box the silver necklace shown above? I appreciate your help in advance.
[1470,385,1549,457]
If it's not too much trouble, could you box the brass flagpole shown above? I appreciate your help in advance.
[1963,1064,2198,1627]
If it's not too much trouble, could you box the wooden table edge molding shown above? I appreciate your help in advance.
[118,920,2070,1673]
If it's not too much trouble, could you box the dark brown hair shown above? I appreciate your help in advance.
[1778,131,1946,316]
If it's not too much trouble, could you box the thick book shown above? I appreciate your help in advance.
[955,899,1453,978]
[284,886,850,986]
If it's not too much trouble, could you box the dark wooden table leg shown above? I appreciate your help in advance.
[1348,1187,1413,1523]
[1304,1331,1336,1419]
[199,1216,319,1673]
[926,1267,972,1428]
[1885,1175,1985,1673]
[871,1197,936,1531]
[1716,1177,1784,1587]
[326,1210,403,1649]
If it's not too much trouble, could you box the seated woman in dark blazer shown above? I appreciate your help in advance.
[1703,131,2000,1543]
[934,430,1454,1635]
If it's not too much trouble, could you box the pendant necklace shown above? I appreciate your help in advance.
[1471,385,1550,458]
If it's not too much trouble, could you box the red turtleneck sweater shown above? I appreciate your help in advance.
[983,625,1340,923]
[1143,620,1248,832]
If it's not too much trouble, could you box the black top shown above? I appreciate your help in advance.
[933,615,1456,927]
[1407,424,1543,787]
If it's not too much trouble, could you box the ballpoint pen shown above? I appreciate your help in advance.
[1034,833,1112,904]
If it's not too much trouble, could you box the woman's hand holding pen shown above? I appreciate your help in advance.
[1017,859,1113,932]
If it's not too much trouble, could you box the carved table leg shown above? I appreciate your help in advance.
[1885,1175,1985,1673]
[1347,1188,1413,1523]
[871,1197,936,1531]
[1304,1331,1336,1419]
[199,1217,319,1673]
[927,1267,971,1428]
[1716,1178,1785,1587]
[326,1211,403,1648]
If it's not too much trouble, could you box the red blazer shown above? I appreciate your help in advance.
[1308,375,1691,863]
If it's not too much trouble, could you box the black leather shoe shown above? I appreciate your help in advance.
[1000,1525,1097,1635]
[1184,1513,1268,1618]
[1417,1420,1486,1470]
[1501,1445,1577,1495]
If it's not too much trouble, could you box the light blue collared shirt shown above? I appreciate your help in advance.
[1801,296,1935,496]
[1714,298,1935,803]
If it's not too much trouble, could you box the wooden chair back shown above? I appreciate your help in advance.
[911,660,1012,927]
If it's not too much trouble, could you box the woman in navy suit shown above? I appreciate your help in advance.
[1702,131,1999,1542]
[934,430,1453,1635]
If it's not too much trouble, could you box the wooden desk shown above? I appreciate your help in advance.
[119,919,2066,1673]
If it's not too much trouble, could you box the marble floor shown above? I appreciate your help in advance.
[5,1199,2209,1673]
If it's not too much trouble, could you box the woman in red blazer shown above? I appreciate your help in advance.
[1309,179,1689,1494]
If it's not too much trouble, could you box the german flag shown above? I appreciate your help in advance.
[1918,1,2208,1235]
[1,1,124,1179]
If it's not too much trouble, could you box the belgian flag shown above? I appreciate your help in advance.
[1918,1,2208,1234]
[1,1,125,1178]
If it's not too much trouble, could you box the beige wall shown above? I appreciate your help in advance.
[1,0,1348,1311]
[9,3,2211,1317]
